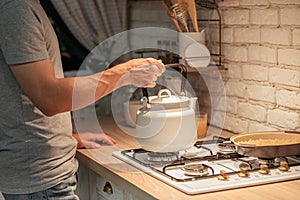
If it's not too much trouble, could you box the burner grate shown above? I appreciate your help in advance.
[147,152,179,162]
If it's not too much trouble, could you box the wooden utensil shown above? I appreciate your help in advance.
[184,0,199,32]
[161,0,183,32]
[174,0,189,32]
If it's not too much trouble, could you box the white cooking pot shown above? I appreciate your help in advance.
[136,89,197,152]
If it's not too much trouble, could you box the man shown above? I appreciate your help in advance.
[0,0,165,199]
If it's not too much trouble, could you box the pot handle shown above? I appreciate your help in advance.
[137,97,150,115]
[284,130,300,134]
[158,89,172,99]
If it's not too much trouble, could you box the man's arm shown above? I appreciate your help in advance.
[10,58,164,116]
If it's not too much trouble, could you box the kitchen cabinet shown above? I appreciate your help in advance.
[76,160,140,200]
[75,161,90,200]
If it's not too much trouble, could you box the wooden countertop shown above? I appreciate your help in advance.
[76,116,300,200]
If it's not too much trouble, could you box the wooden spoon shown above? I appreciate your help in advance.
[162,1,183,32]
[184,0,199,32]
[170,0,189,32]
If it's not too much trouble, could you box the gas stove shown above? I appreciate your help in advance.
[113,137,300,194]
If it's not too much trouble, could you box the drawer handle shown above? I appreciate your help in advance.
[103,181,113,194]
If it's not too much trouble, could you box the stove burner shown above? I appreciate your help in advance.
[183,163,210,176]
[147,152,178,162]
[217,143,236,152]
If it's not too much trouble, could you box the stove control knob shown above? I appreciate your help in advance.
[278,161,290,171]
[217,170,229,181]
[238,167,250,177]
[258,164,270,175]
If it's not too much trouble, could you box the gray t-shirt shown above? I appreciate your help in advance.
[0,0,77,194]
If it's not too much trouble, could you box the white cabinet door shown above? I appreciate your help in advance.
[75,163,90,200]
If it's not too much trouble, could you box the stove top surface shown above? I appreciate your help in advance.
[113,137,300,194]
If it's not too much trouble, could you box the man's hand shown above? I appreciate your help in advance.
[72,132,116,149]
[114,58,166,88]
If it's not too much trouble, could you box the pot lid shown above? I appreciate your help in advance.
[149,89,190,108]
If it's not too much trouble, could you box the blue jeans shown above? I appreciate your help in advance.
[2,174,79,200]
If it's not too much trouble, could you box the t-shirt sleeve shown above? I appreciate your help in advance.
[0,4,49,65]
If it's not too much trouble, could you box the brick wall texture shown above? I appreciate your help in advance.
[216,0,300,132]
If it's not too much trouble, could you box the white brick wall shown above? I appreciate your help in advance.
[240,0,269,6]
[223,10,249,25]
[250,9,279,25]
[278,49,300,66]
[267,109,299,129]
[246,84,276,103]
[217,0,300,132]
[225,80,246,98]
[276,90,300,110]
[270,0,300,4]
[261,28,291,45]
[292,29,300,45]
[280,8,300,25]
[238,102,267,122]
[222,28,233,43]
[224,114,249,133]
[210,110,227,129]
[248,45,277,63]
[217,0,240,8]
[269,67,300,87]
[234,28,260,43]
[227,64,241,79]
[242,65,268,81]
[248,123,277,132]
[226,97,238,114]
[223,45,248,62]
